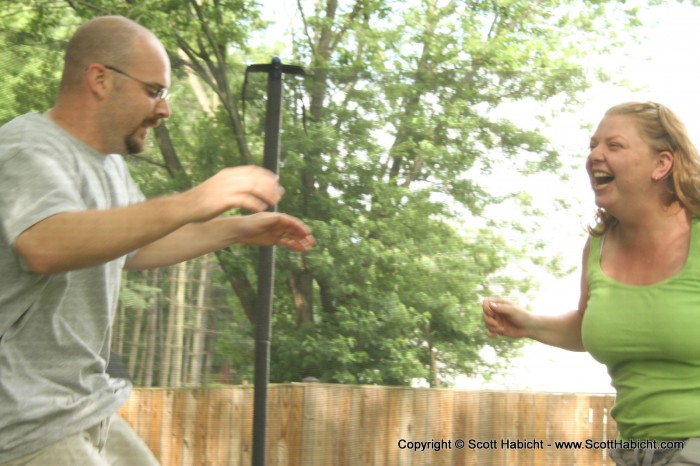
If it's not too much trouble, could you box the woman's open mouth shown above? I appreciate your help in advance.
[592,170,615,188]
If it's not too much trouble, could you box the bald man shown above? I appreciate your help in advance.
[0,16,314,465]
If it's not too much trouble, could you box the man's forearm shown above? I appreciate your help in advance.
[14,194,193,274]
[124,217,243,270]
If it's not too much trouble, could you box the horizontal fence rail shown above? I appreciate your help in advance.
[117,384,617,466]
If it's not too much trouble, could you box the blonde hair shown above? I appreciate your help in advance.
[589,102,700,236]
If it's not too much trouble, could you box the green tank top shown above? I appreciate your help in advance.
[582,218,700,440]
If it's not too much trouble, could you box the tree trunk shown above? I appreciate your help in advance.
[112,271,128,356]
[289,258,314,326]
[159,266,178,386]
[203,319,216,386]
[153,124,189,184]
[189,258,212,386]
[142,269,160,387]
[215,250,257,325]
[169,261,188,388]
[127,306,144,381]
[424,325,440,388]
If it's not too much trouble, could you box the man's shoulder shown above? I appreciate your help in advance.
[0,113,90,168]
[0,113,57,157]
[0,113,49,134]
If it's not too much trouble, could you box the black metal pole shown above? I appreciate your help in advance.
[252,57,283,466]
[248,57,304,466]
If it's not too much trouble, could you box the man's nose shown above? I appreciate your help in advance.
[155,98,171,119]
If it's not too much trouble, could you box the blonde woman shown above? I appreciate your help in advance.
[483,102,700,465]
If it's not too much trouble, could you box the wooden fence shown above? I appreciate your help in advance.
[117,384,617,466]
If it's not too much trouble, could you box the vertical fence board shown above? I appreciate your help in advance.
[194,389,209,465]
[356,385,389,466]
[147,389,163,460]
[474,391,496,466]
[575,395,594,466]
[504,391,520,466]
[555,394,579,466]
[242,385,255,466]
[392,388,414,466]
[169,390,185,466]
[344,386,362,466]
[514,392,533,466]
[491,391,510,466]
[183,390,198,465]
[301,383,333,466]
[589,395,609,466]
[140,390,154,452]
[267,384,304,466]
[227,385,248,466]
[327,385,353,466]
[266,385,283,466]
[452,390,477,466]
[158,390,174,466]
[453,390,466,466]
[207,388,233,466]
[531,392,549,466]
[432,389,454,466]
[370,385,390,466]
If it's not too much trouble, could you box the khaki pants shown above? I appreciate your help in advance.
[610,438,700,466]
[3,415,159,466]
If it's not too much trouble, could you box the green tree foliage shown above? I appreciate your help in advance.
[0,4,70,122]
[0,0,670,386]
[265,0,648,386]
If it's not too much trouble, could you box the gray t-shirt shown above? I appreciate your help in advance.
[0,113,145,462]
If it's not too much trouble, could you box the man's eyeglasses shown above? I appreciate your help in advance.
[105,65,169,102]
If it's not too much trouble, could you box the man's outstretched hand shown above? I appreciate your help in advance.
[235,212,316,252]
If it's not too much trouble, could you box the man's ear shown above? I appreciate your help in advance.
[85,63,111,99]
